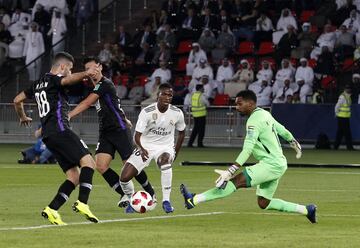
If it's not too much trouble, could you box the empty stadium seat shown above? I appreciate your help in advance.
[321,76,336,89]
[213,94,230,106]
[137,75,148,86]
[307,58,317,68]
[237,41,255,55]
[256,42,274,56]
[342,58,354,71]
[175,56,188,72]
[300,10,315,23]
[176,40,193,54]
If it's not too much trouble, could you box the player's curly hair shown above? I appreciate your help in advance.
[236,90,257,103]
[158,83,173,91]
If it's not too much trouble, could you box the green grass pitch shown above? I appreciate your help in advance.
[0,144,359,247]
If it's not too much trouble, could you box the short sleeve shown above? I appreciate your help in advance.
[23,85,34,99]
[51,74,63,87]
[135,109,148,133]
[92,82,108,97]
[175,110,186,131]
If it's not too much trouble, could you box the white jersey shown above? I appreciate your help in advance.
[135,103,186,148]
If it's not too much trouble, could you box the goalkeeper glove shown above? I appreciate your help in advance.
[215,164,239,189]
[290,139,302,159]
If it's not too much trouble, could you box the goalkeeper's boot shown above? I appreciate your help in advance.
[72,200,99,223]
[41,206,66,225]
[162,200,174,213]
[180,184,195,209]
[306,204,317,223]
[118,194,130,208]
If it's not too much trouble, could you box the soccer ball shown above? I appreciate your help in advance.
[130,191,154,213]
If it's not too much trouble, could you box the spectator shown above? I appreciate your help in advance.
[200,7,219,32]
[115,25,131,49]
[311,24,337,60]
[152,41,171,65]
[217,9,233,30]
[273,78,294,103]
[295,58,315,87]
[156,24,176,49]
[133,42,153,73]
[331,0,356,26]
[198,28,216,53]
[216,23,235,53]
[0,40,8,67]
[273,8,298,45]
[334,25,355,60]
[47,8,67,54]
[311,87,325,104]
[172,76,188,105]
[224,60,253,97]
[179,8,201,40]
[275,24,298,64]
[189,58,214,92]
[216,58,234,84]
[314,46,335,78]
[98,42,113,73]
[133,25,156,51]
[186,42,207,76]
[0,22,12,44]
[293,77,313,103]
[145,61,171,96]
[74,0,94,27]
[23,22,45,81]
[273,59,295,94]
[141,76,161,107]
[291,22,318,59]
[342,9,360,36]
[256,60,273,82]
[33,3,51,37]
[156,9,171,34]
[252,79,272,107]
[0,7,11,29]
[253,12,273,49]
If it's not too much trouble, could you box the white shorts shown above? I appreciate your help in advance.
[126,146,175,174]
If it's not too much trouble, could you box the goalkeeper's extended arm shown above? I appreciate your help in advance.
[215,163,240,189]
[274,119,302,159]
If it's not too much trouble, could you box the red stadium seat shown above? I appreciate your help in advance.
[237,41,255,55]
[300,10,315,23]
[213,94,230,106]
[343,58,354,71]
[175,56,188,72]
[137,75,148,86]
[256,42,274,56]
[183,75,191,86]
[290,58,298,67]
[176,40,193,54]
[321,76,336,89]
[119,74,130,86]
[307,58,317,68]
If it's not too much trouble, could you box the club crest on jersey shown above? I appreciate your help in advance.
[170,120,174,126]
[152,113,158,120]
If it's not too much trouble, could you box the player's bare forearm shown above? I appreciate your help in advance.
[134,131,145,150]
[13,92,27,119]
[174,130,185,158]
[60,71,88,86]
[68,93,98,119]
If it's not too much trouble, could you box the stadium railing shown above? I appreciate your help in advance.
[0,103,247,146]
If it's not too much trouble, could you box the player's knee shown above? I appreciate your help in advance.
[96,162,109,174]
[157,153,171,166]
[80,154,95,168]
[257,197,270,210]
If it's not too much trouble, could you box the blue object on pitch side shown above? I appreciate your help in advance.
[162,200,174,213]
[180,184,195,209]
[306,204,317,223]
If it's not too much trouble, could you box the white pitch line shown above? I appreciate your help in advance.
[0,212,224,232]
[228,212,360,218]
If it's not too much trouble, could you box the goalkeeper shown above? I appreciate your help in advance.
[180,90,317,223]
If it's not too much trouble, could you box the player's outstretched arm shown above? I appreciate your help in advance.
[13,91,32,127]
[274,119,302,159]
[60,64,100,86]
[68,93,99,120]
[174,130,185,160]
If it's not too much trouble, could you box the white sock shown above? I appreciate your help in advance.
[120,180,134,197]
[160,164,172,202]
[193,194,206,205]
[296,204,308,215]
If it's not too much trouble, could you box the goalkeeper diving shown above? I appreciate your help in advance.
[180,90,317,223]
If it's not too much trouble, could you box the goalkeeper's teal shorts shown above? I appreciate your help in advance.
[244,160,287,200]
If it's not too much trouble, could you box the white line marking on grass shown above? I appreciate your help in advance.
[228,212,360,218]
[0,212,224,231]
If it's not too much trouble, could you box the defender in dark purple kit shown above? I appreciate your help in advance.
[14,52,100,225]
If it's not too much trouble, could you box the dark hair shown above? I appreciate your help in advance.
[83,56,100,65]
[236,90,257,103]
[158,83,172,91]
[195,84,204,91]
[53,52,74,65]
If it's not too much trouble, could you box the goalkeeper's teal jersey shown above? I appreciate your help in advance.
[236,108,294,167]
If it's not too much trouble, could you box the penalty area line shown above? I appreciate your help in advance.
[0,212,225,231]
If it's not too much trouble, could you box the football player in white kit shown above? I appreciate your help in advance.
[120,83,186,213]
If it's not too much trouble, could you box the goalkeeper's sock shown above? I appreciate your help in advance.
[265,198,308,215]
[193,181,236,205]
[49,180,75,210]
[160,164,172,202]
[102,168,124,195]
